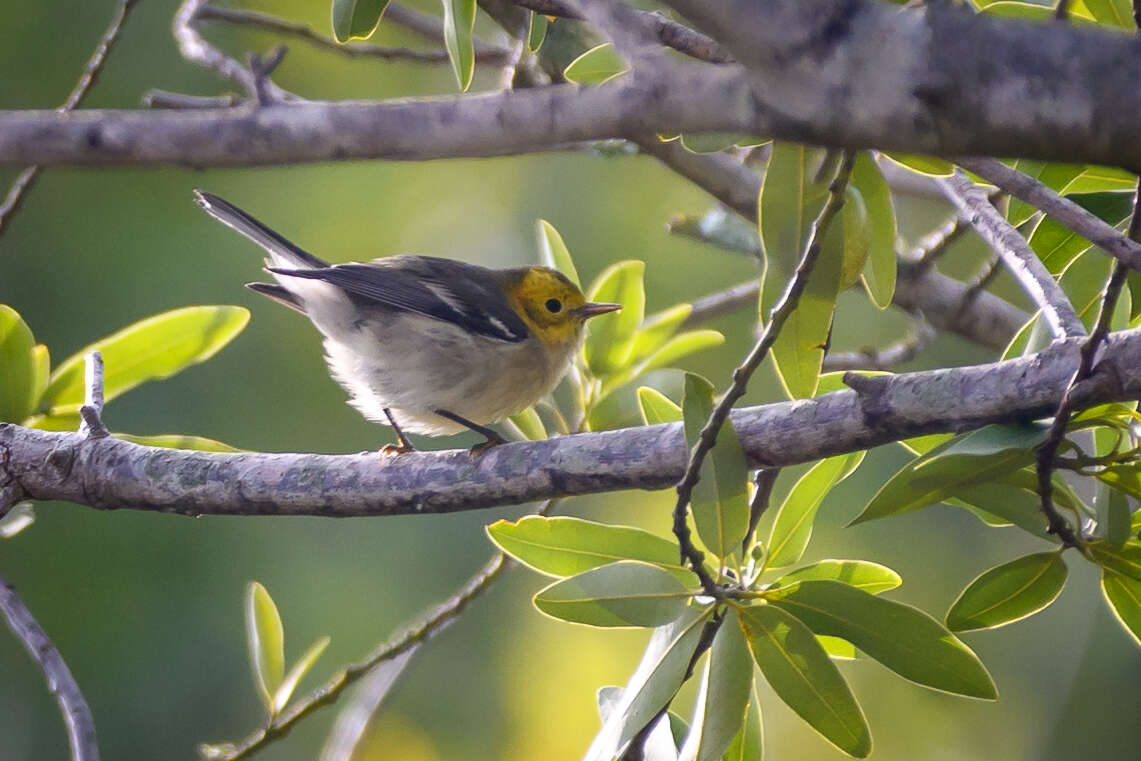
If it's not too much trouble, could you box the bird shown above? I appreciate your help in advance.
[194,191,620,454]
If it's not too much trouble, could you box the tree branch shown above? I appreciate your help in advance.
[939,171,1086,338]
[1,576,99,761]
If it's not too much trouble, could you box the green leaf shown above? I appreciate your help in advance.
[765,580,997,699]
[738,604,870,757]
[1106,488,1132,549]
[837,186,871,291]
[1059,247,1129,330]
[113,433,242,452]
[585,606,712,761]
[486,515,693,581]
[851,424,1048,525]
[1088,541,1141,583]
[638,386,683,425]
[537,219,580,287]
[23,412,81,432]
[527,11,548,52]
[441,0,477,91]
[881,153,954,177]
[945,552,1068,632]
[1028,192,1132,274]
[533,561,693,627]
[564,43,628,85]
[331,0,389,41]
[1101,570,1141,646]
[947,480,1052,539]
[721,681,764,761]
[1081,0,1134,28]
[851,152,897,308]
[41,306,250,415]
[679,610,753,761]
[759,143,830,282]
[680,133,747,154]
[0,305,37,423]
[817,635,859,660]
[596,687,680,761]
[273,635,330,713]
[584,260,645,375]
[629,304,692,363]
[766,452,865,569]
[28,344,49,413]
[1005,161,1083,226]
[245,581,285,715]
[507,406,547,441]
[1063,166,1138,193]
[769,560,902,595]
[0,503,35,539]
[601,330,725,397]
[683,373,750,560]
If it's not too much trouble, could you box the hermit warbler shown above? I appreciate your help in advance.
[195,191,620,453]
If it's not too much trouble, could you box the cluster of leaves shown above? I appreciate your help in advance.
[0,304,248,536]
[488,370,1001,760]
[506,220,724,440]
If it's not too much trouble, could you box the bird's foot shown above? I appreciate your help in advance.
[468,436,506,458]
[379,442,415,457]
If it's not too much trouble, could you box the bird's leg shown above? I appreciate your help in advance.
[380,408,415,456]
[434,409,506,456]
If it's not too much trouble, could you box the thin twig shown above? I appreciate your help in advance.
[384,3,452,43]
[196,5,510,65]
[78,352,109,439]
[204,500,556,761]
[141,90,241,109]
[1,576,99,761]
[904,212,967,271]
[1054,0,1072,20]
[822,319,937,372]
[743,469,780,556]
[939,170,1086,339]
[682,280,761,327]
[957,157,1141,273]
[319,649,417,761]
[0,0,141,241]
[671,152,856,594]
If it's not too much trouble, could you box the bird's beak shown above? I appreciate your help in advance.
[575,302,622,319]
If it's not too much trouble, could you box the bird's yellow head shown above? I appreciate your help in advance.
[507,267,621,349]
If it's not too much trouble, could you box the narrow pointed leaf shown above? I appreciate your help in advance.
[1063,165,1138,193]
[1005,161,1083,226]
[1081,0,1134,27]
[946,552,1068,632]
[1088,541,1141,583]
[331,0,390,42]
[638,386,683,425]
[113,433,242,452]
[246,582,285,714]
[722,683,764,761]
[851,424,1048,525]
[770,560,901,595]
[765,580,997,699]
[881,153,954,176]
[585,260,645,375]
[508,406,547,441]
[533,561,692,627]
[0,503,35,539]
[41,306,250,414]
[537,219,580,287]
[598,687,679,761]
[29,344,49,411]
[683,373,750,560]
[630,304,692,363]
[851,152,897,308]
[273,635,331,713]
[527,11,548,52]
[679,610,753,761]
[564,43,628,85]
[602,330,725,397]
[0,305,37,423]
[585,606,712,761]
[486,516,692,581]
[1101,570,1141,647]
[738,605,870,757]
[441,0,477,91]
[766,452,865,568]
[1106,488,1132,549]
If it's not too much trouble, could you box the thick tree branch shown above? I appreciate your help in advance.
[6,327,1141,518]
[940,171,1086,338]
[1,577,99,761]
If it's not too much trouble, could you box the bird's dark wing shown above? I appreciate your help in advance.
[269,257,531,343]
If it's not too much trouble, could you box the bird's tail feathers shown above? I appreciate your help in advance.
[194,190,328,270]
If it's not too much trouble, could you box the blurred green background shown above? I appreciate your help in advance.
[3,1,1140,759]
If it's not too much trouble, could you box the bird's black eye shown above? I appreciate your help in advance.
[545,298,562,313]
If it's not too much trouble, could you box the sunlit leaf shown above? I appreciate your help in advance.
[441,0,477,91]
[533,561,692,627]
[1005,161,1083,226]
[851,424,1048,525]
[766,453,865,569]
[1101,570,1141,647]
[486,515,693,581]
[680,133,745,154]
[331,0,389,41]
[765,580,997,699]
[564,43,628,85]
[851,152,897,308]
[1105,489,1132,549]
[585,606,712,761]
[41,306,250,415]
[881,153,954,177]
[246,581,285,714]
[1062,165,1138,193]
[738,604,870,757]
[273,635,330,713]
[945,552,1068,632]
[638,386,683,425]
[1081,0,1134,28]
[630,304,692,363]
[537,219,580,287]
[0,305,37,423]
[1028,192,1132,274]
[1088,541,1141,583]
[722,682,764,761]
[507,406,547,441]
[683,373,750,560]
[527,11,548,52]
[23,412,80,432]
[0,503,35,539]
[679,610,753,761]
[769,560,901,595]
[113,433,243,452]
[598,687,680,761]
[947,480,1053,539]
[601,330,725,397]
[585,260,645,375]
